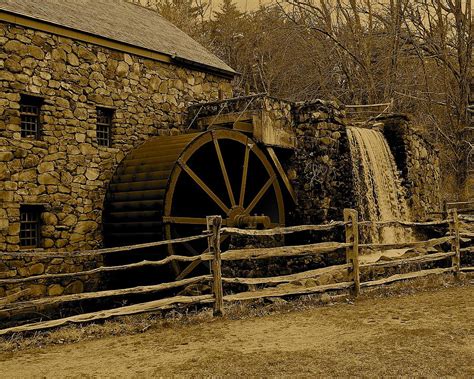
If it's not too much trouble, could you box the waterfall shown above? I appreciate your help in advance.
[347,126,412,244]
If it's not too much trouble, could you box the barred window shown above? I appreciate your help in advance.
[20,95,43,139]
[20,205,42,248]
[97,107,113,147]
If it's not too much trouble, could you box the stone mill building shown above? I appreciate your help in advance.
[0,0,235,255]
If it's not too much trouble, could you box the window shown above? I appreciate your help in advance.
[20,95,43,139]
[96,107,113,147]
[20,205,42,248]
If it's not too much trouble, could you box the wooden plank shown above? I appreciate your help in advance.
[1,276,213,315]
[0,295,214,336]
[460,267,474,272]
[221,242,351,261]
[0,233,212,259]
[267,147,297,204]
[208,216,224,316]
[360,267,454,288]
[221,222,346,236]
[360,252,456,269]
[344,209,360,297]
[359,236,453,251]
[221,264,351,285]
[224,281,353,302]
[358,219,451,227]
[0,253,213,285]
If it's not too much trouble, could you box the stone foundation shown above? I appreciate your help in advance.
[0,251,102,300]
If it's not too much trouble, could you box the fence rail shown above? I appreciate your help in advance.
[0,208,472,336]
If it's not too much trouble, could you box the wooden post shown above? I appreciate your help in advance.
[448,208,461,275]
[344,209,360,297]
[442,200,448,220]
[207,215,223,316]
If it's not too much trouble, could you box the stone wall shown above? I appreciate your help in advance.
[382,116,441,219]
[0,251,102,300]
[288,100,355,232]
[0,21,232,254]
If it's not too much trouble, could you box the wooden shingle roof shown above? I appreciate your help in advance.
[0,0,235,76]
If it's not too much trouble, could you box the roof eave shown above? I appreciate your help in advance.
[0,9,236,78]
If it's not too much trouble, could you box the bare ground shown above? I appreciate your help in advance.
[0,284,473,378]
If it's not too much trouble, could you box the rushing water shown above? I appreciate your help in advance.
[347,127,412,244]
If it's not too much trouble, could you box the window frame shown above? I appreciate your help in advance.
[20,94,43,139]
[19,205,43,249]
[96,107,114,147]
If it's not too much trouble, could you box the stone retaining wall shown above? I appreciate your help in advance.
[0,252,102,299]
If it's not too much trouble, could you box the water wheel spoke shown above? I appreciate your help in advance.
[178,160,230,214]
[213,137,236,207]
[163,216,208,225]
[239,141,251,207]
[176,234,230,280]
[245,175,276,215]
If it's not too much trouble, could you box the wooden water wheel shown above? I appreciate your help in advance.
[104,129,285,279]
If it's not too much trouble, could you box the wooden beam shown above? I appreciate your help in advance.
[239,142,251,207]
[196,111,256,129]
[1,276,213,315]
[0,233,211,259]
[0,254,213,285]
[213,136,236,207]
[359,236,453,251]
[360,267,454,288]
[178,160,230,215]
[221,264,351,285]
[360,252,455,269]
[221,242,351,261]
[221,222,346,236]
[0,295,214,336]
[267,147,297,204]
[245,175,276,215]
[224,281,353,302]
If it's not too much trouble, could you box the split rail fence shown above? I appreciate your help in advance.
[0,208,472,335]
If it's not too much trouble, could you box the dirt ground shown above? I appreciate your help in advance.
[0,285,473,378]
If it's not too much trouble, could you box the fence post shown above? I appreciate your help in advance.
[207,215,223,316]
[442,199,448,220]
[448,208,461,276]
[344,209,360,297]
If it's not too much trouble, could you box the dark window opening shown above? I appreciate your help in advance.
[20,95,43,139]
[97,107,113,147]
[20,205,42,248]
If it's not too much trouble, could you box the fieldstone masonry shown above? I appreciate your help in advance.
[0,21,231,298]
